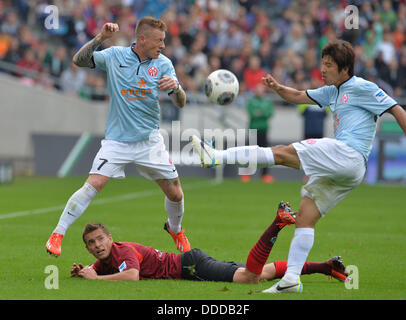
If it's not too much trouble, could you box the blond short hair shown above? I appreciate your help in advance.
[135,16,167,39]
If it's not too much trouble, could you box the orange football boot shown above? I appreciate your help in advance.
[46,233,64,257]
[276,201,296,229]
[326,256,349,282]
[164,222,191,253]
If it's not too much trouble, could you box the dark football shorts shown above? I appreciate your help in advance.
[180,248,245,282]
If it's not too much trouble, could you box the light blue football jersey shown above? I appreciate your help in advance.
[93,44,179,142]
[306,76,398,162]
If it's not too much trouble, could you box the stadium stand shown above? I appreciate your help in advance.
[0,0,405,101]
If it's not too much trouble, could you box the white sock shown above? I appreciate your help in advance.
[283,228,315,282]
[53,183,98,235]
[165,197,184,234]
[214,146,275,168]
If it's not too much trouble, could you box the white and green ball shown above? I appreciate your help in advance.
[204,69,239,106]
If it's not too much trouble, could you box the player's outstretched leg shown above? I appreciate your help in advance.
[190,135,275,169]
[272,256,349,282]
[264,197,319,294]
[46,182,99,257]
[157,179,191,253]
[245,201,296,275]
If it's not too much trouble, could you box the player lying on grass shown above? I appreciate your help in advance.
[71,202,348,283]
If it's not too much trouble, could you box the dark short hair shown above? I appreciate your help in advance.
[82,222,110,243]
[321,40,355,77]
[135,16,167,38]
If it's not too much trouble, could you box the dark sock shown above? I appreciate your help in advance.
[301,261,331,275]
[273,261,331,279]
[246,217,281,274]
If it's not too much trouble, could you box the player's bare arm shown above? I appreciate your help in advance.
[171,88,186,108]
[72,23,119,68]
[388,105,406,135]
[262,74,314,105]
[159,76,186,108]
[78,266,140,281]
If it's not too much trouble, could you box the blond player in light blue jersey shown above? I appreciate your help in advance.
[47,17,191,257]
[191,40,406,293]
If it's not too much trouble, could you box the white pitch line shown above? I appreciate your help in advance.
[0,180,215,220]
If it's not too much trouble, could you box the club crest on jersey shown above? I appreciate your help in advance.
[148,66,158,77]
[305,138,317,145]
[118,261,127,272]
[374,89,388,103]
[340,93,349,103]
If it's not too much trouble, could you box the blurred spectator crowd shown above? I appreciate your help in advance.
[0,0,405,102]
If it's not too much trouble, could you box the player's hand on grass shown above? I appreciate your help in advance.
[78,266,98,280]
[98,23,119,41]
[158,76,179,91]
[262,74,281,92]
[70,263,84,277]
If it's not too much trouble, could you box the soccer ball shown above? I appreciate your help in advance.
[204,69,239,105]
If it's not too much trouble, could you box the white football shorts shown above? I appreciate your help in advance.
[89,133,178,181]
[292,138,366,217]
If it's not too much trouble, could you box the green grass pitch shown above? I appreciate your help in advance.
[0,176,405,301]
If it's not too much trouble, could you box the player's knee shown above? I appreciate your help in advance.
[295,214,313,228]
[86,174,109,192]
[244,270,261,284]
[233,268,260,283]
[167,189,183,202]
[271,144,300,169]
[296,204,320,228]
[271,145,289,162]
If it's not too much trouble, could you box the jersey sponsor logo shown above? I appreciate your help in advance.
[138,78,147,88]
[120,78,152,101]
[118,261,127,272]
[148,66,158,77]
[374,89,388,103]
[340,93,349,103]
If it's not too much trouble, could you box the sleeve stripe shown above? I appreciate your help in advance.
[306,90,324,108]
[379,104,399,117]
[90,55,96,69]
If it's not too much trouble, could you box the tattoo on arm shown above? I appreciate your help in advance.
[72,37,103,68]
